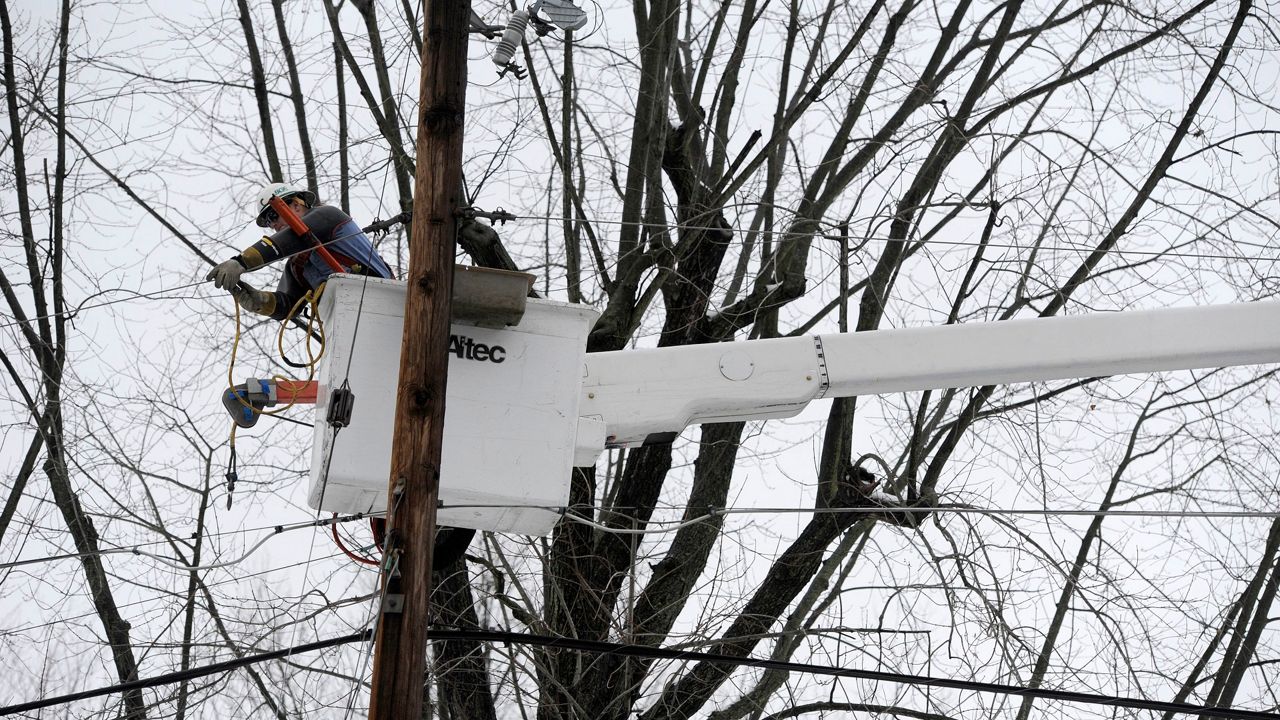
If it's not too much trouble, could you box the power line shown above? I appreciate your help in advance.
[0,511,381,573]
[466,630,1280,720]
[9,496,1272,574]
[4,498,1268,642]
[0,629,373,715]
[5,627,1279,719]
[510,210,1280,262]
[7,499,1271,576]
[1,214,408,332]
[430,503,1280,536]
[0,280,207,330]
[17,492,384,547]
[5,214,1278,332]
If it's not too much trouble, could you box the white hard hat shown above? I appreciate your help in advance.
[254,181,317,227]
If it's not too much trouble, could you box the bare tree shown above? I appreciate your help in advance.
[1,0,145,716]
[4,1,1280,718]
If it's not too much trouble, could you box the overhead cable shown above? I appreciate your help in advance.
[1,214,404,332]
[0,629,373,715]
[0,280,207,330]
[5,501,1272,572]
[5,628,1280,719]
[510,211,1280,261]
[461,629,1280,720]
[0,512,379,573]
[430,503,1280,537]
[5,213,1277,331]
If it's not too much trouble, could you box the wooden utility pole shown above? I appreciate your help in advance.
[367,1,470,718]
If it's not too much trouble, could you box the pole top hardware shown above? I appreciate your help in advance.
[456,206,517,225]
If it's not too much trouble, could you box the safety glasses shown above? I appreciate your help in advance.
[256,206,280,228]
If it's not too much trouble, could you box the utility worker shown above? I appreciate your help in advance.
[209,183,471,558]
[207,182,393,317]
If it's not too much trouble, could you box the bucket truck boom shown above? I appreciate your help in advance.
[579,301,1280,448]
[301,273,1280,535]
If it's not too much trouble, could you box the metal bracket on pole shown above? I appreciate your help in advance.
[456,206,517,225]
[380,549,405,615]
[381,592,405,615]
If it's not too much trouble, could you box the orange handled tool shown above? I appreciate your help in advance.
[269,194,346,274]
[275,379,319,404]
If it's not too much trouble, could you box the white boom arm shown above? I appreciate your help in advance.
[580,301,1280,448]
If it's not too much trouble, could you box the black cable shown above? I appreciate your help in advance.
[268,411,314,428]
[6,628,1279,719]
[0,629,373,715]
[477,631,1280,719]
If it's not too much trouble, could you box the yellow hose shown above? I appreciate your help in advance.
[225,287,327,419]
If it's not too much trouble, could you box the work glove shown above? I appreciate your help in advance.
[231,284,272,315]
[207,257,246,290]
